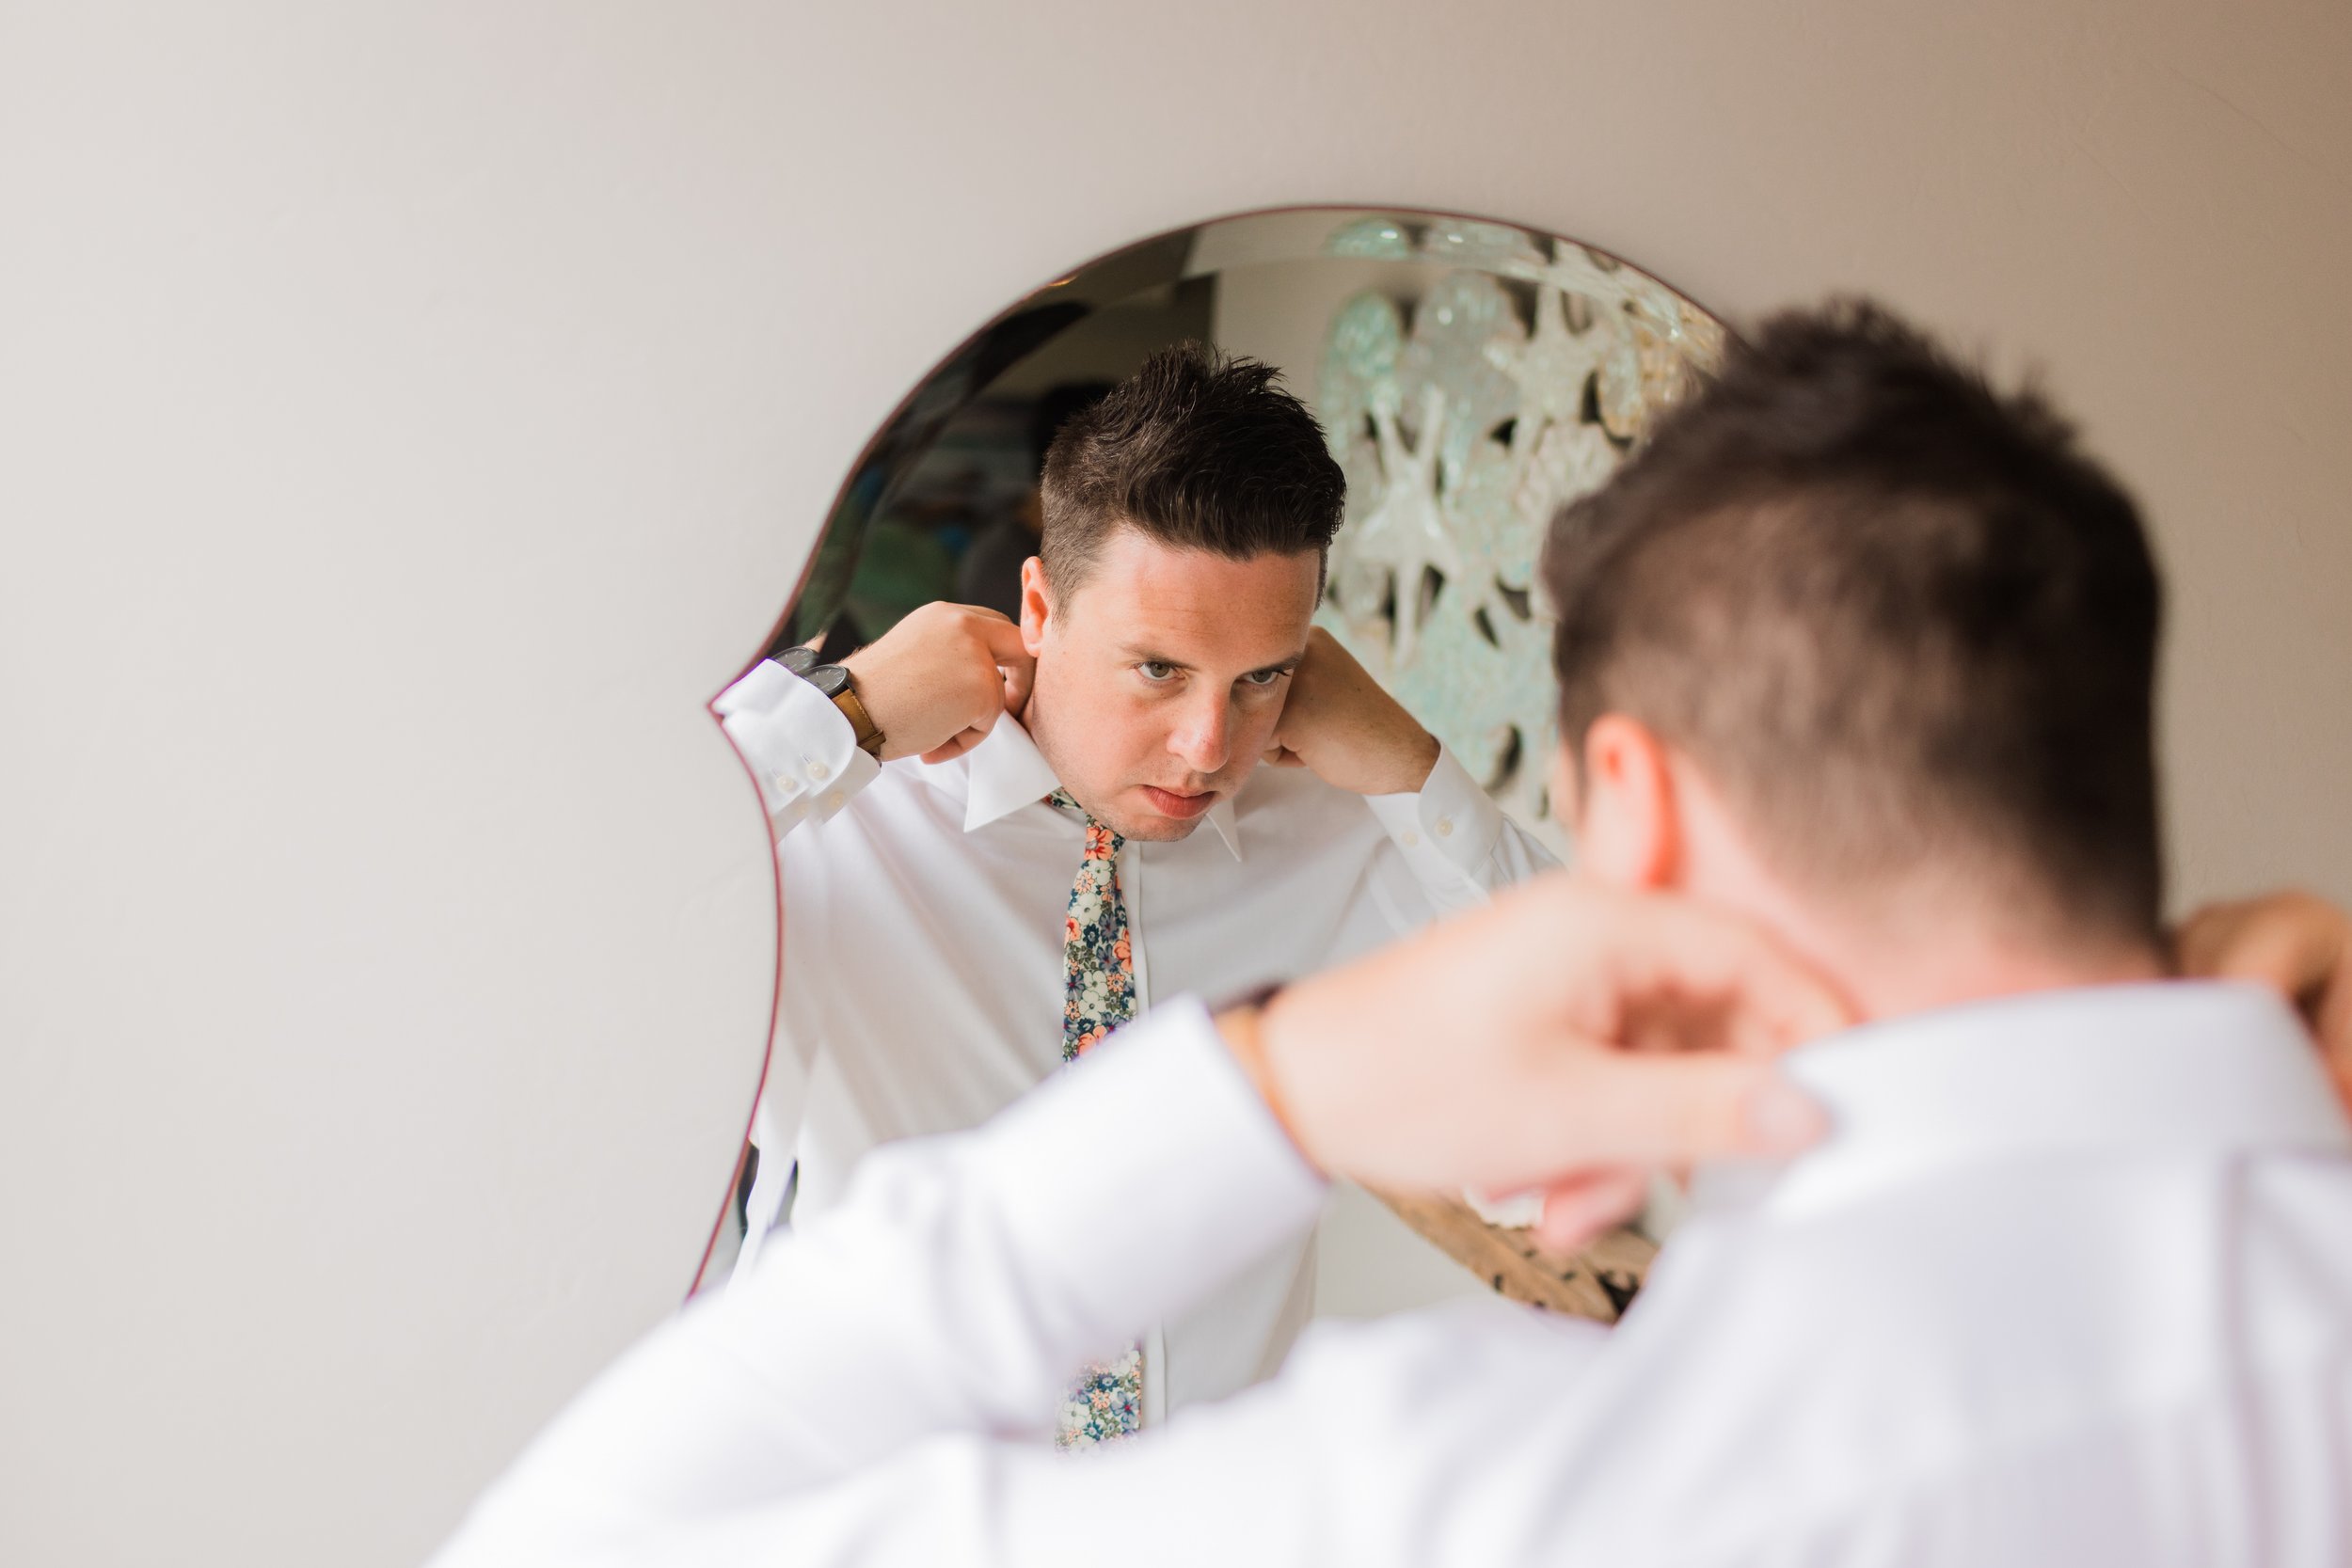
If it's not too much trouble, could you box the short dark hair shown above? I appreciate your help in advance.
[1039,341,1344,597]
[1543,300,2165,942]
[1029,381,1115,472]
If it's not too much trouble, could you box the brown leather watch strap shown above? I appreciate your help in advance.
[832,683,884,757]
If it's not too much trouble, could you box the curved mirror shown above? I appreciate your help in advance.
[706,207,1727,1355]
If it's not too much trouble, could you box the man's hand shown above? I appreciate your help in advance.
[1226,876,1852,1254]
[838,602,1036,763]
[2176,889,2352,1103]
[1263,626,1441,797]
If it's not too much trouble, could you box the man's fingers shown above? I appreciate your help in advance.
[2174,902,2281,987]
[974,614,1032,667]
[2176,892,2352,1074]
[1532,1168,1650,1255]
[972,617,1037,716]
[1601,893,1858,1055]
[2177,894,2333,993]
[921,724,990,764]
[1514,1050,1829,1173]
[1001,656,1034,716]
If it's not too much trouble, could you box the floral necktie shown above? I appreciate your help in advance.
[1049,788,1145,1449]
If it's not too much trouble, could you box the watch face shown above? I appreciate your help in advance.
[774,644,819,677]
[804,662,851,699]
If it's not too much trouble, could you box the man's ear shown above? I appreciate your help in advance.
[1571,714,1681,890]
[1017,557,1051,656]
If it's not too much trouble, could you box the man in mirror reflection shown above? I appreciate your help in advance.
[440,303,2352,1564]
[713,344,1555,1443]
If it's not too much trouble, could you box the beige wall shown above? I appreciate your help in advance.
[4,3,2347,1563]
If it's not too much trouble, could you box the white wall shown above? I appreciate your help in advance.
[4,4,2347,1563]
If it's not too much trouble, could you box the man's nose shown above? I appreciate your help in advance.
[1168,691,1231,776]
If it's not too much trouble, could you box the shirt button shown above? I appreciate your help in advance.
[1434,817,1454,839]
[822,790,845,813]
[771,772,795,793]
[1400,830,1421,848]
[806,759,831,783]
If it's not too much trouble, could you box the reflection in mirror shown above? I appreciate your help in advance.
[703,208,1724,1435]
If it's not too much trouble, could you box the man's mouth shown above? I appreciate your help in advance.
[1137,784,1217,819]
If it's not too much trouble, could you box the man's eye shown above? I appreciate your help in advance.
[1137,661,1178,682]
[1241,669,1287,688]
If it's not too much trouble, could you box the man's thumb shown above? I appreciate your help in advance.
[1548,1052,1830,1169]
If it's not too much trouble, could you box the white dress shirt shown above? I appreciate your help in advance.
[438,979,2352,1566]
[711,657,1553,1416]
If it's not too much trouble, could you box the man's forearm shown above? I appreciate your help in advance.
[435,999,1327,1560]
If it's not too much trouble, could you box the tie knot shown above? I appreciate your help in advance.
[1046,789,1122,854]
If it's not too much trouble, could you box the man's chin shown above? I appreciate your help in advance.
[1064,774,1245,841]
[1113,813,1203,844]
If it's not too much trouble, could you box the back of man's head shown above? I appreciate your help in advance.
[1039,341,1344,599]
[1544,300,2165,949]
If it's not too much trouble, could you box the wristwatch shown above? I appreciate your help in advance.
[775,645,885,758]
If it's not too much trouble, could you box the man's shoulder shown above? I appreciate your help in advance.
[1284,1291,1607,1412]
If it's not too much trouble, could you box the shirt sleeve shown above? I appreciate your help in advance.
[428,997,1331,1568]
[430,1297,1597,1568]
[1362,744,1560,912]
[711,658,882,837]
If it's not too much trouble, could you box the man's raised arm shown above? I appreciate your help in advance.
[713,603,1037,842]
[429,879,1841,1568]
[1267,626,1559,913]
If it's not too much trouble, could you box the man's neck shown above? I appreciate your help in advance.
[1837,927,2168,1022]
[1654,765,2169,1022]
[1734,877,2169,1025]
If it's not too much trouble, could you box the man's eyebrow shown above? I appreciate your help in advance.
[1117,647,1305,677]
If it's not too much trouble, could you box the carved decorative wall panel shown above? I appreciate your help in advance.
[1312,215,1727,854]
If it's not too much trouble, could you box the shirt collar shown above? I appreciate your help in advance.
[1698,981,2351,1223]
[946,716,1244,861]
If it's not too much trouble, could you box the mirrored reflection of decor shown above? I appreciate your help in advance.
[1313,215,1727,856]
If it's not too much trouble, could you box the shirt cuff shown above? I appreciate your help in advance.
[712,658,882,825]
[961,995,1330,1339]
[1363,743,1505,885]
